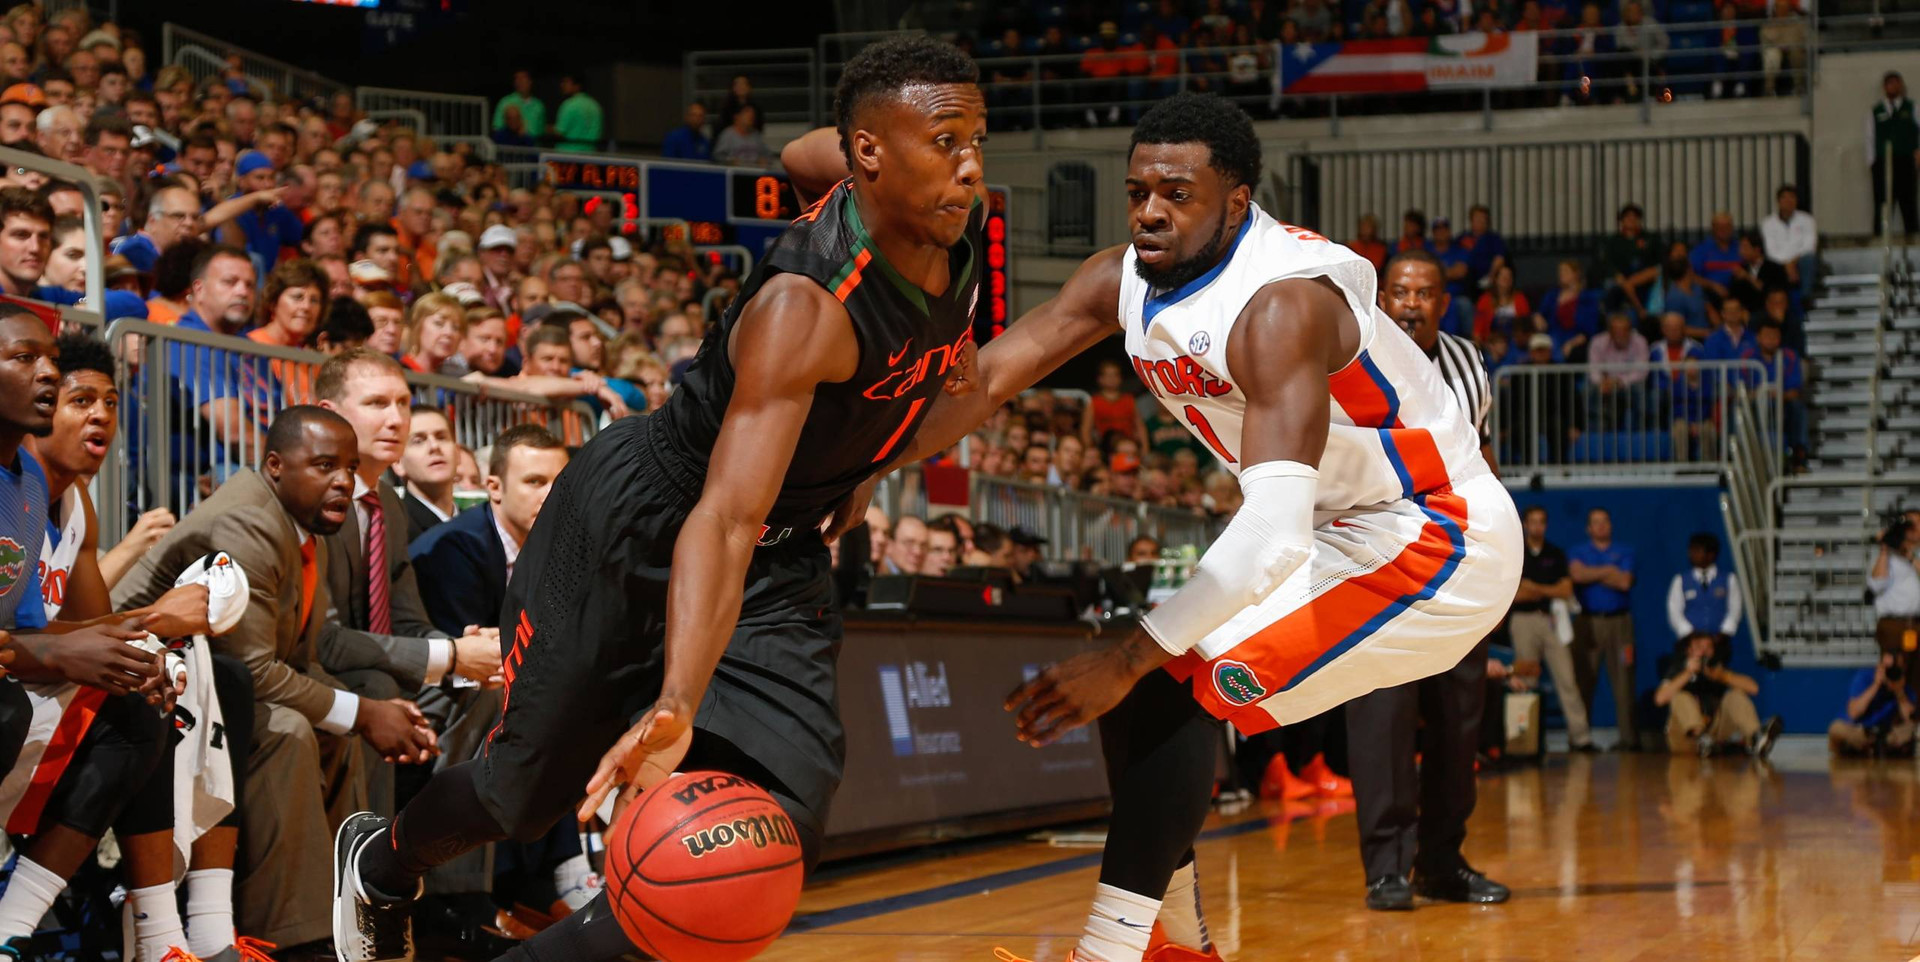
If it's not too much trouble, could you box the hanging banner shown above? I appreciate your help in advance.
[1278,32,1539,94]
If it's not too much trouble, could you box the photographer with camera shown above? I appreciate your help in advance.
[1829,652,1917,756]
[1653,631,1782,758]
[1869,511,1920,660]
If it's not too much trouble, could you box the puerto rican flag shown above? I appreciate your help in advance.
[1279,33,1538,94]
[1280,39,1431,94]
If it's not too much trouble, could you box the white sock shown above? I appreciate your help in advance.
[184,868,235,957]
[1075,882,1161,962]
[1156,861,1211,952]
[0,856,64,940]
[129,882,187,962]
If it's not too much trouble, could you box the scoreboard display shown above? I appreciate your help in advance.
[544,152,1011,343]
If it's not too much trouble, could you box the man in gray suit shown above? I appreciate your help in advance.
[309,352,502,799]
[112,407,437,953]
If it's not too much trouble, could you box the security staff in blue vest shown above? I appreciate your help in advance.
[1868,71,1920,237]
[1666,532,1743,647]
[1570,507,1639,750]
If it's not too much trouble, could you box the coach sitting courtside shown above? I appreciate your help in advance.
[112,406,438,954]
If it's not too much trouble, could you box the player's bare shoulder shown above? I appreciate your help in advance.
[1230,275,1361,375]
[728,272,860,385]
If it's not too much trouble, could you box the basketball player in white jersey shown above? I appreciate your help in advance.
[3,334,258,962]
[891,93,1523,962]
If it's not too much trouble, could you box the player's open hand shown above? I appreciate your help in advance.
[1006,649,1137,746]
[580,696,695,824]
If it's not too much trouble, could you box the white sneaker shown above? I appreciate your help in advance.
[332,812,417,962]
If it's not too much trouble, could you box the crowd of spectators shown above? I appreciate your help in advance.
[1346,187,1816,469]
[823,0,1819,128]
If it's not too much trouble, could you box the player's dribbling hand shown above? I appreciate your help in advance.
[579,696,695,824]
[1006,649,1138,747]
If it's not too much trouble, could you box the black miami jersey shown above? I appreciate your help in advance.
[649,179,985,526]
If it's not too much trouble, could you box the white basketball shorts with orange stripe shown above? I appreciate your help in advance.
[1165,472,1522,733]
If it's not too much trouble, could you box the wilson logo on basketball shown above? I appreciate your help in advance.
[679,812,800,859]
[1213,660,1268,707]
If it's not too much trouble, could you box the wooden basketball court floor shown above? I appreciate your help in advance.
[751,741,1920,962]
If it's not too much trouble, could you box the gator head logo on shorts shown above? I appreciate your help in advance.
[0,537,25,598]
[1213,659,1267,707]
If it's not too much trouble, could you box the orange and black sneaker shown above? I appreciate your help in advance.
[1145,921,1227,961]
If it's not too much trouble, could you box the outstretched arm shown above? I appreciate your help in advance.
[895,245,1126,465]
[580,274,857,818]
[1008,275,1353,744]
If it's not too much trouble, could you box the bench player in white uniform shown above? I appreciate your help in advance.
[893,93,1522,962]
[0,333,255,962]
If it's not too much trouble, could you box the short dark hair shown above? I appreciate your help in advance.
[152,237,209,300]
[1130,92,1262,190]
[53,332,111,382]
[1688,531,1720,555]
[265,404,351,456]
[972,521,1007,554]
[351,222,396,257]
[1757,317,1783,334]
[1617,202,1643,221]
[1128,535,1160,556]
[488,423,563,478]
[1739,229,1763,249]
[49,213,82,242]
[1522,504,1548,522]
[1385,248,1443,279]
[83,113,130,147]
[833,35,979,163]
[578,234,611,261]
[314,347,406,403]
[189,244,250,283]
[1469,203,1491,219]
[1402,208,1427,232]
[0,186,53,230]
[319,298,375,348]
[525,322,571,355]
[1588,506,1611,521]
[183,132,217,154]
[1776,183,1797,201]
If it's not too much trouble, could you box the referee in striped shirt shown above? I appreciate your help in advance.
[1345,249,1509,912]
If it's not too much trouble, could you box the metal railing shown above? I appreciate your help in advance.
[1488,359,1778,483]
[161,23,348,105]
[359,87,490,140]
[684,48,820,126]
[94,319,597,546]
[1290,132,1806,255]
[872,465,1219,566]
[1738,528,1885,665]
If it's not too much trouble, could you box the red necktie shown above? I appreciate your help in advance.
[299,537,317,630]
[362,491,391,635]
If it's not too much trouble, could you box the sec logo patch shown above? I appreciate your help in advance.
[1189,331,1211,355]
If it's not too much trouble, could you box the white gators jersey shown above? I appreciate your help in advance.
[36,482,83,619]
[1119,204,1488,511]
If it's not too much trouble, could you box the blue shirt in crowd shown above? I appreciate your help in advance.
[1701,323,1757,362]
[1570,540,1635,614]
[1690,236,1741,289]
[661,125,712,161]
[1462,229,1507,286]
[112,232,161,273]
[1844,667,1916,729]
[232,201,304,277]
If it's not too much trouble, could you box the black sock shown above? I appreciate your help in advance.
[494,891,645,962]
[359,761,510,900]
[1096,671,1224,895]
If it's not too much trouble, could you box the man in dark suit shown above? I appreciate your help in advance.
[411,424,569,636]
[392,407,461,542]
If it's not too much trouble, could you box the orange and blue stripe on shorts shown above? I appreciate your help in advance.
[1165,352,1468,733]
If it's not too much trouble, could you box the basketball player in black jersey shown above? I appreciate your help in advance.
[332,35,988,962]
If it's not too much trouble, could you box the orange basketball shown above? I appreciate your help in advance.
[603,770,806,962]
